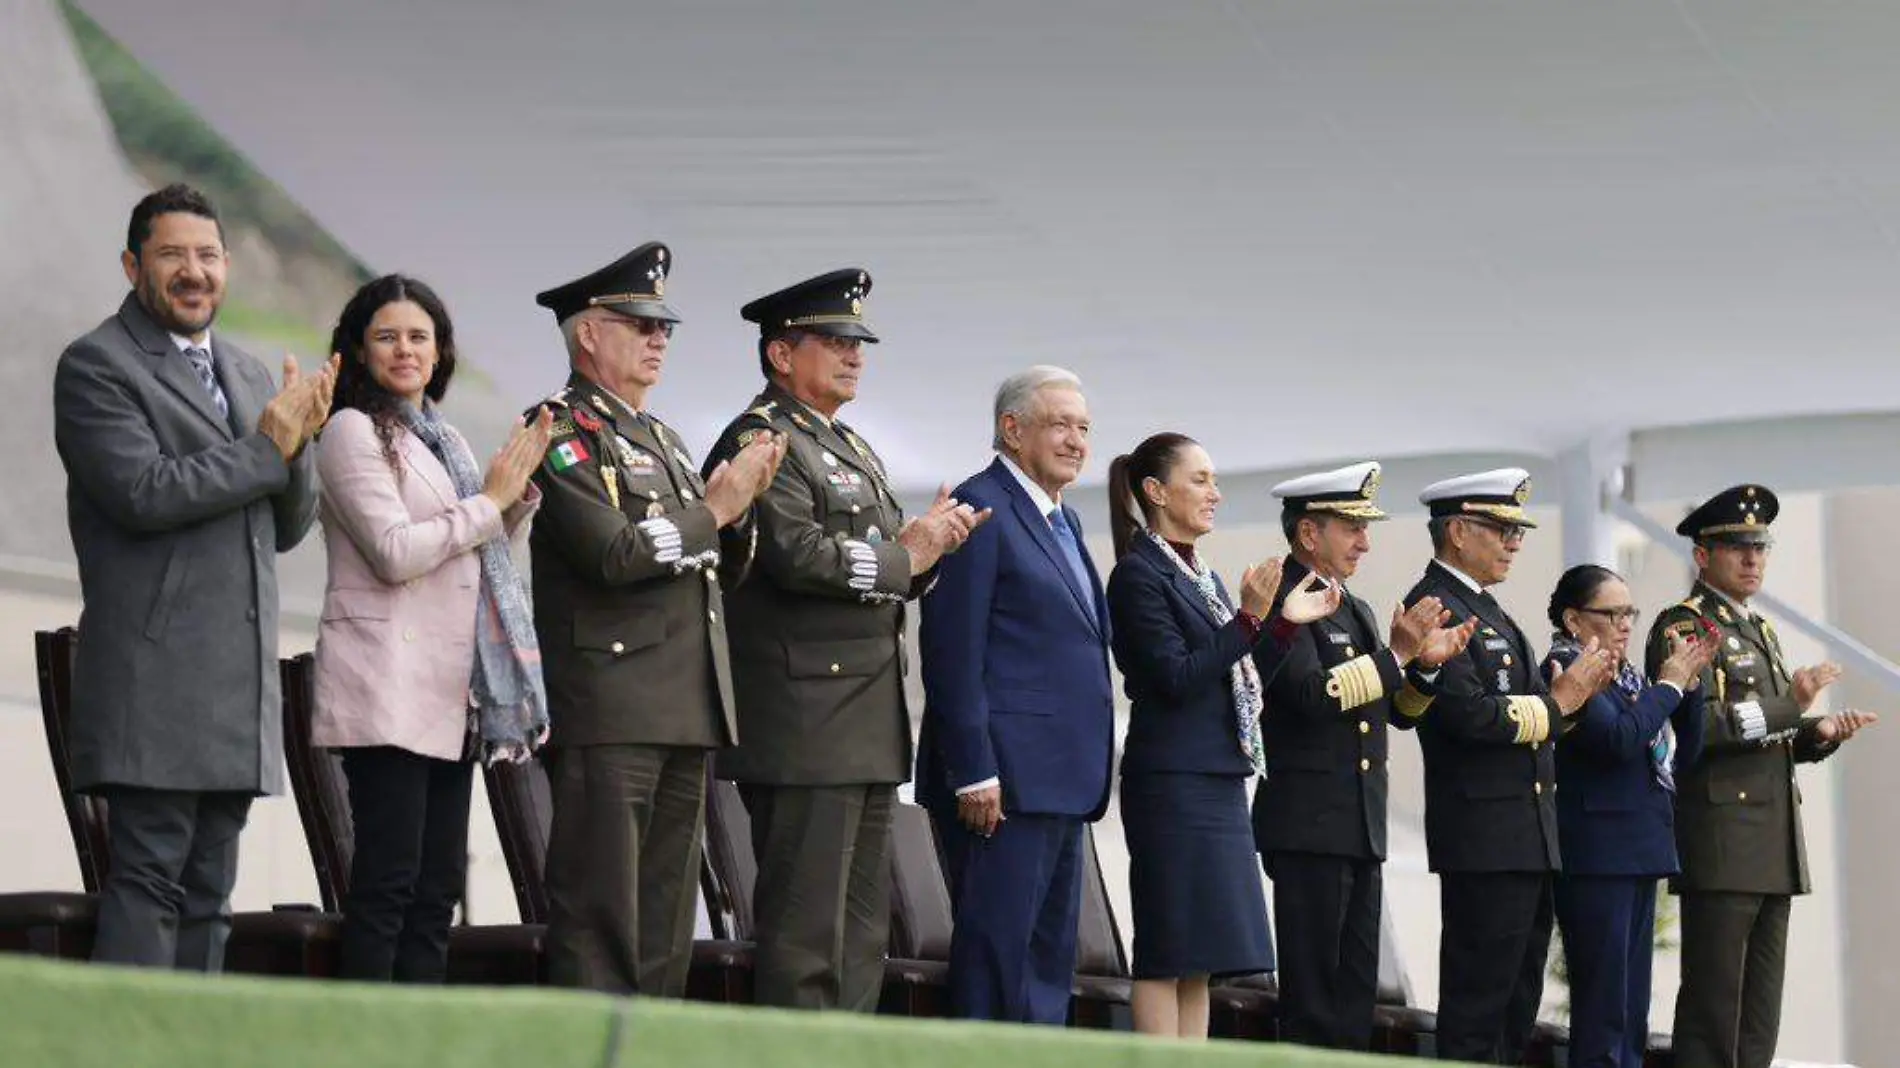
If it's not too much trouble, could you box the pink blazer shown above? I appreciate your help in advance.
[311,408,539,760]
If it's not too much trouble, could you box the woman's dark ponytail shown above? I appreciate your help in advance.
[1105,432,1197,559]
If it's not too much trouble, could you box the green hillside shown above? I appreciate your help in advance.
[61,0,371,354]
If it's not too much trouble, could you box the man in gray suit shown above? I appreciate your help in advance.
[52,183,335,971]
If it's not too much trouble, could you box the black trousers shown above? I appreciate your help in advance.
[543,744,707,996]
[1268,851,1382,1050]
[1437,871,1555,1064]
[742,783,895,1012]
[92,788,253,971]
[337,746,473,982]
[1673,891,1791,1068]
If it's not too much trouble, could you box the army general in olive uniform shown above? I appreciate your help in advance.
[1645,485,1877,1068]
[527,243,782,996]
[703,269,981,1011]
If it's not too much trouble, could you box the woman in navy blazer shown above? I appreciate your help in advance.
[1541,565,1715,1068]
[1105,432,1339,1040]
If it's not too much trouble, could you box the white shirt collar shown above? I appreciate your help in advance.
[1435,557,1487,595]
[997,452,1059,518]
[169,330,212,353]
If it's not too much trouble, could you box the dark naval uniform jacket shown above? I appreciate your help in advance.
[528,372,739,749]
[1645,581,1838,896]
[1404,561,1561,874]
[1254,558,1425,861]
[704,382,928,786]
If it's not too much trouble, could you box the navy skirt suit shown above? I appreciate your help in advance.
[1543,644,1707,1068]
[1107,536,1293,979]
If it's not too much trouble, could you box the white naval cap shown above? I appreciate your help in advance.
[1418,467,1537,528]
[1270,461,1387,521]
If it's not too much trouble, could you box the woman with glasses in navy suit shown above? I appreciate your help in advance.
[1543,565,1714,1068]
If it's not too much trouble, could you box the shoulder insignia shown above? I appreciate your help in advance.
[545,437,592,473]
[540,387,572,409]
[746,401,778,422]
[549,417,577,438]
[736,427,764,448]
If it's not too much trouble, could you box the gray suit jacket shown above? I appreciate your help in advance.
[53,294,317,794]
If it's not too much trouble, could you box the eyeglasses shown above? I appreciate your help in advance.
[1462,517,1528,544]
[1578,606,1642,623]
[602,314,675,339]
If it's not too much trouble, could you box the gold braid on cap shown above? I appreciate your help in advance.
[1324,654,1387,711]
[782,313,864,327]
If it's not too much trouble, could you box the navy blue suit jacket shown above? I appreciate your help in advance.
[1543,647,1708,878]
[1108,534,1292,777]
[917,458,1115,819]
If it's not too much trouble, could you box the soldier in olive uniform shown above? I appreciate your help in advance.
[1645,485,1877,1068]
[526,242,783,996]
[702,269,982,1011]
[1255,462,1473,1050]
[1402,469,1614,1065]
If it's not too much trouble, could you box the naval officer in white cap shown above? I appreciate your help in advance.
[1253,461,1474,1050]
[1402,468,1613,1064]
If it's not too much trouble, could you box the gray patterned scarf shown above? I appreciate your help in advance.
[1146,531,1266,776]
[397,401,549,764]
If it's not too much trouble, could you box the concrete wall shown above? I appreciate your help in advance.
[1826,487,1900,1068]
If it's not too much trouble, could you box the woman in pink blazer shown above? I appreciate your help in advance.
[312,274,552,982]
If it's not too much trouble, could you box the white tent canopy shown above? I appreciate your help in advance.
[78,0,1900,503]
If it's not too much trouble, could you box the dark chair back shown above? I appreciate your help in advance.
[1075,824,1129,978]
[701,777,757,939]
[35,628,110,892]
[888,803,953,961]
[481,757,554,924]
[279,654,354,911]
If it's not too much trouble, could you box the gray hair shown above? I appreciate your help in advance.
[559,310,595,362]
[992,365,1083,451]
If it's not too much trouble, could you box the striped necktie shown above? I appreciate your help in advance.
[184,346,229,420]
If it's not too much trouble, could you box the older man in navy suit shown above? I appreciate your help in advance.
[918,366,1115,1024]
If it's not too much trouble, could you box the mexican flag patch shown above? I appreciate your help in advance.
[547,439,590,472]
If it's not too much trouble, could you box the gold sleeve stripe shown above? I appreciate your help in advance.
[1394,683,1433,719]
[1324,654,1387,712]
[1507,696,1550,745]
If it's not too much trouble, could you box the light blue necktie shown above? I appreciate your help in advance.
[184,346,229,420]
[1047,507,1094,604]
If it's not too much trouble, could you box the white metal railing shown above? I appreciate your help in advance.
[1606,497,1900,697]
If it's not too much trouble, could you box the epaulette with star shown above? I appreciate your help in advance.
[529,388,578,438]
[734,401,783,449]
[1659,599,1724,649]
